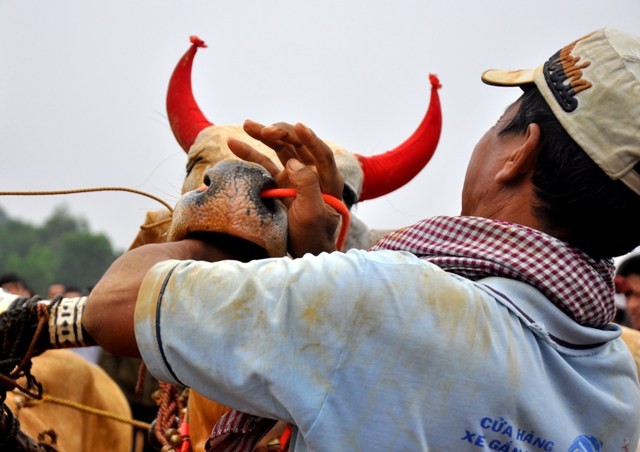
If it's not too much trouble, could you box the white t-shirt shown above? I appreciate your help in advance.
[134,249,640,451]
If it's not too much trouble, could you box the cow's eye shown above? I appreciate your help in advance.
[186,157,202,176]
[342,185,357,210]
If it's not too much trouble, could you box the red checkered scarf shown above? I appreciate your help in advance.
[206,409,277,451]
[371,215,616,327]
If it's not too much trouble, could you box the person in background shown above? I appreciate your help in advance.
[0,273,33,298]
[616,254,640,381]
[63,285,84,298]
[47,282,65,299]
[617,254,640,330]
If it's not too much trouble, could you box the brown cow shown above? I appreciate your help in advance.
[3,348,133,452]
[123,35,443,451]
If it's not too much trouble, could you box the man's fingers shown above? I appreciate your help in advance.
[266,123,322,165]
[242,119,267,140]
[285,158,341,256]
[243,119,285,152]
[286,158,331,226]
[260,122,310,166]
[294,123,343,199]
[287,158,323,200]
[262,122,302,145]
[239,120,344,200]
[243,120,302,166]
[227,137,281,177]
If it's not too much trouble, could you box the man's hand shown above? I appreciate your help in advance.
[228,120,345,257]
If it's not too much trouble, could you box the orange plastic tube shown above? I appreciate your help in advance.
[260,188,350,251]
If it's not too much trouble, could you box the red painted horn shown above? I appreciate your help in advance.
[356,74,442,201]
[166,36,213,152]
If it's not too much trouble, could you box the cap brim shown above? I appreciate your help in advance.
[481,68,536,86]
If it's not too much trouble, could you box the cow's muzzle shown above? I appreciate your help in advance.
[168,160,288,257]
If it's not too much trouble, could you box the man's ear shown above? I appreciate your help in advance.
[495,123,541,184]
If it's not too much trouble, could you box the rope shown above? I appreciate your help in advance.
[0,296,62,451]
[152,383,188,449]
[140,217,173,230]
[0,187,173,214]
[0,404,22,449]
[0,296,151,449]
[19,394,151,431]
[0,296,58,402]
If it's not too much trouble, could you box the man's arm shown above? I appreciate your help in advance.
[83,240,230,356]
[1,121,347,365]
[86,122,345,355]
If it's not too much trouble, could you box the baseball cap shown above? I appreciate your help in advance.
[482,28,640,196]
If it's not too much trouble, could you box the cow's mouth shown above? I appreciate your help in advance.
[185,231,270,261]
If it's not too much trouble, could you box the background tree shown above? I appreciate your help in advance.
[0,204,121,296]
[56,231,116,292]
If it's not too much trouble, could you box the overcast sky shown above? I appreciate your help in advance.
[1,1,639,256]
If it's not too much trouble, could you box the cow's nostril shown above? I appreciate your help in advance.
[203,174,211,187]
[259,182,278,212]
[261,196,277,213]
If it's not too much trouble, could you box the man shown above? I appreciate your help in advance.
[5,28,640,450]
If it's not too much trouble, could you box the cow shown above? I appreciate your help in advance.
[130,35,442,253]
[2,348,133,452]
[124,35,443,451]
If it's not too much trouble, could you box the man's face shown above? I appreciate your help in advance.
[461,100,521,216]
[48,283,65,299]
[624,274,640,330]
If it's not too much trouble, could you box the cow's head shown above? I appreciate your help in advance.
[135,35,442,257]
